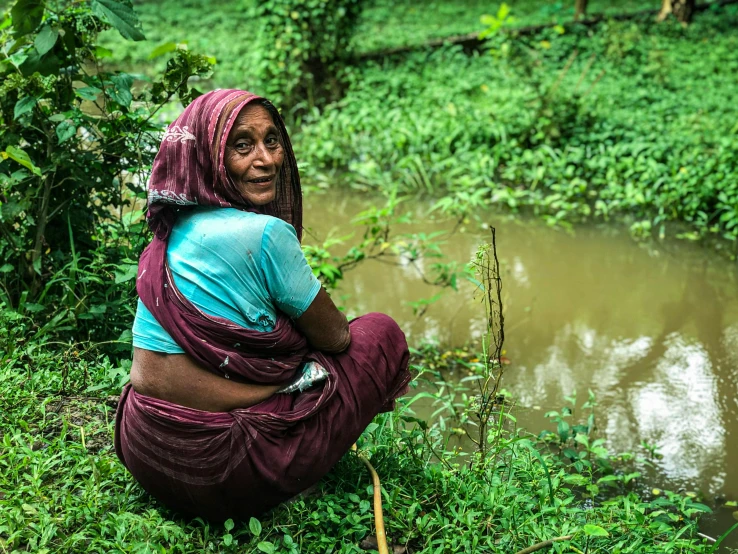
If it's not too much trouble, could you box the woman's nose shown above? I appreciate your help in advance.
[253,142,275,167]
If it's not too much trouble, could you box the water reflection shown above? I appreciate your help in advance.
[303,191,738,507]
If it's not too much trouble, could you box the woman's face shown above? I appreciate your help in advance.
[224,103,284,206]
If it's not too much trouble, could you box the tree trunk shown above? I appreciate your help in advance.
[574,0,588,20]
[658,0,696,23]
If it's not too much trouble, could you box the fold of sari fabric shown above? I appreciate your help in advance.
[115,313,410,520]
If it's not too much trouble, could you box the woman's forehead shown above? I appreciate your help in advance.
[231,103,273,131]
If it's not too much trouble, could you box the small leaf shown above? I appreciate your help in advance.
[583,524,609,537]
[90,0,145,41]
[257,542,275,554]
[687,503,711,513]
[557,420,570,441]
[249,517,262,537]
[224,518,234,531]
[56,121,76,143]
[149,41,178,59]
[0,264,13,273]
[222,534,233,547]
[34,24,58,55]
[14,96,39,119]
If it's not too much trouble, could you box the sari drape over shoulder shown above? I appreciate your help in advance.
[114,90,411,520]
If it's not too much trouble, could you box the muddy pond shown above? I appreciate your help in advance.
[304,189,738,544]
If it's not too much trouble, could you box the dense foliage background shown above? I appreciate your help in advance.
[1,0,736,552]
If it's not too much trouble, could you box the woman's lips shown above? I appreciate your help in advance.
[248,175,276,186]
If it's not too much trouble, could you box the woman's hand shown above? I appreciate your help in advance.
[294,287,351,353]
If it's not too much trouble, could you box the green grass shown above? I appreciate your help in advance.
[0,320,716,553]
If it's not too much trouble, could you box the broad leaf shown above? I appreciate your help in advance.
[75,86,102,101]
[248,517,262,537]
[95,46,113,58]
[14,96,39,119]
[108,73,134,107]
[1,146,41,176]
[56,121,76,143]
[90,0,145,41]
[583,524,609,537]
[11,0,45,37]
[114,263,138,283]
[34,24,58,55]
[148,41,177,59]
[256,542,275,554]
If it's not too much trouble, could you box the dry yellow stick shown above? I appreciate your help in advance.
[352,444,389,554]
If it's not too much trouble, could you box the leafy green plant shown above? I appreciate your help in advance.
[253,0,363,111]
[303,192,472,309]
[0,0,213,343]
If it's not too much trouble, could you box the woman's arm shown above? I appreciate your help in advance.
[294,287,351,353]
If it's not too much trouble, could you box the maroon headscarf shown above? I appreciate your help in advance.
[137,89,308,384]
[145,89,302,241]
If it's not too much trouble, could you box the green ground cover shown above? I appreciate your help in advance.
[100,0,652,85]
[0,331,715,553]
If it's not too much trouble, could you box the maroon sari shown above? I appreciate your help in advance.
[114,90,411,520]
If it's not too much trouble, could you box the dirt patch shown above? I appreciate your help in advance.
[40,395,120,454]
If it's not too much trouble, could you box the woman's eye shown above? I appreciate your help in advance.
[266,136,278,146]
[235,141,251,150]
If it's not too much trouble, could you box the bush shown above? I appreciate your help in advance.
[0,0,213,342]
[253,0,363,111]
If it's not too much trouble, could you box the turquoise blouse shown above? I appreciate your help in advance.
[132,207,321,354]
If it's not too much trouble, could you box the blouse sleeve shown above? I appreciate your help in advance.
[260,218,321,319]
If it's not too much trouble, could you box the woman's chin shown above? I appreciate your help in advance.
[240,184,277,206]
